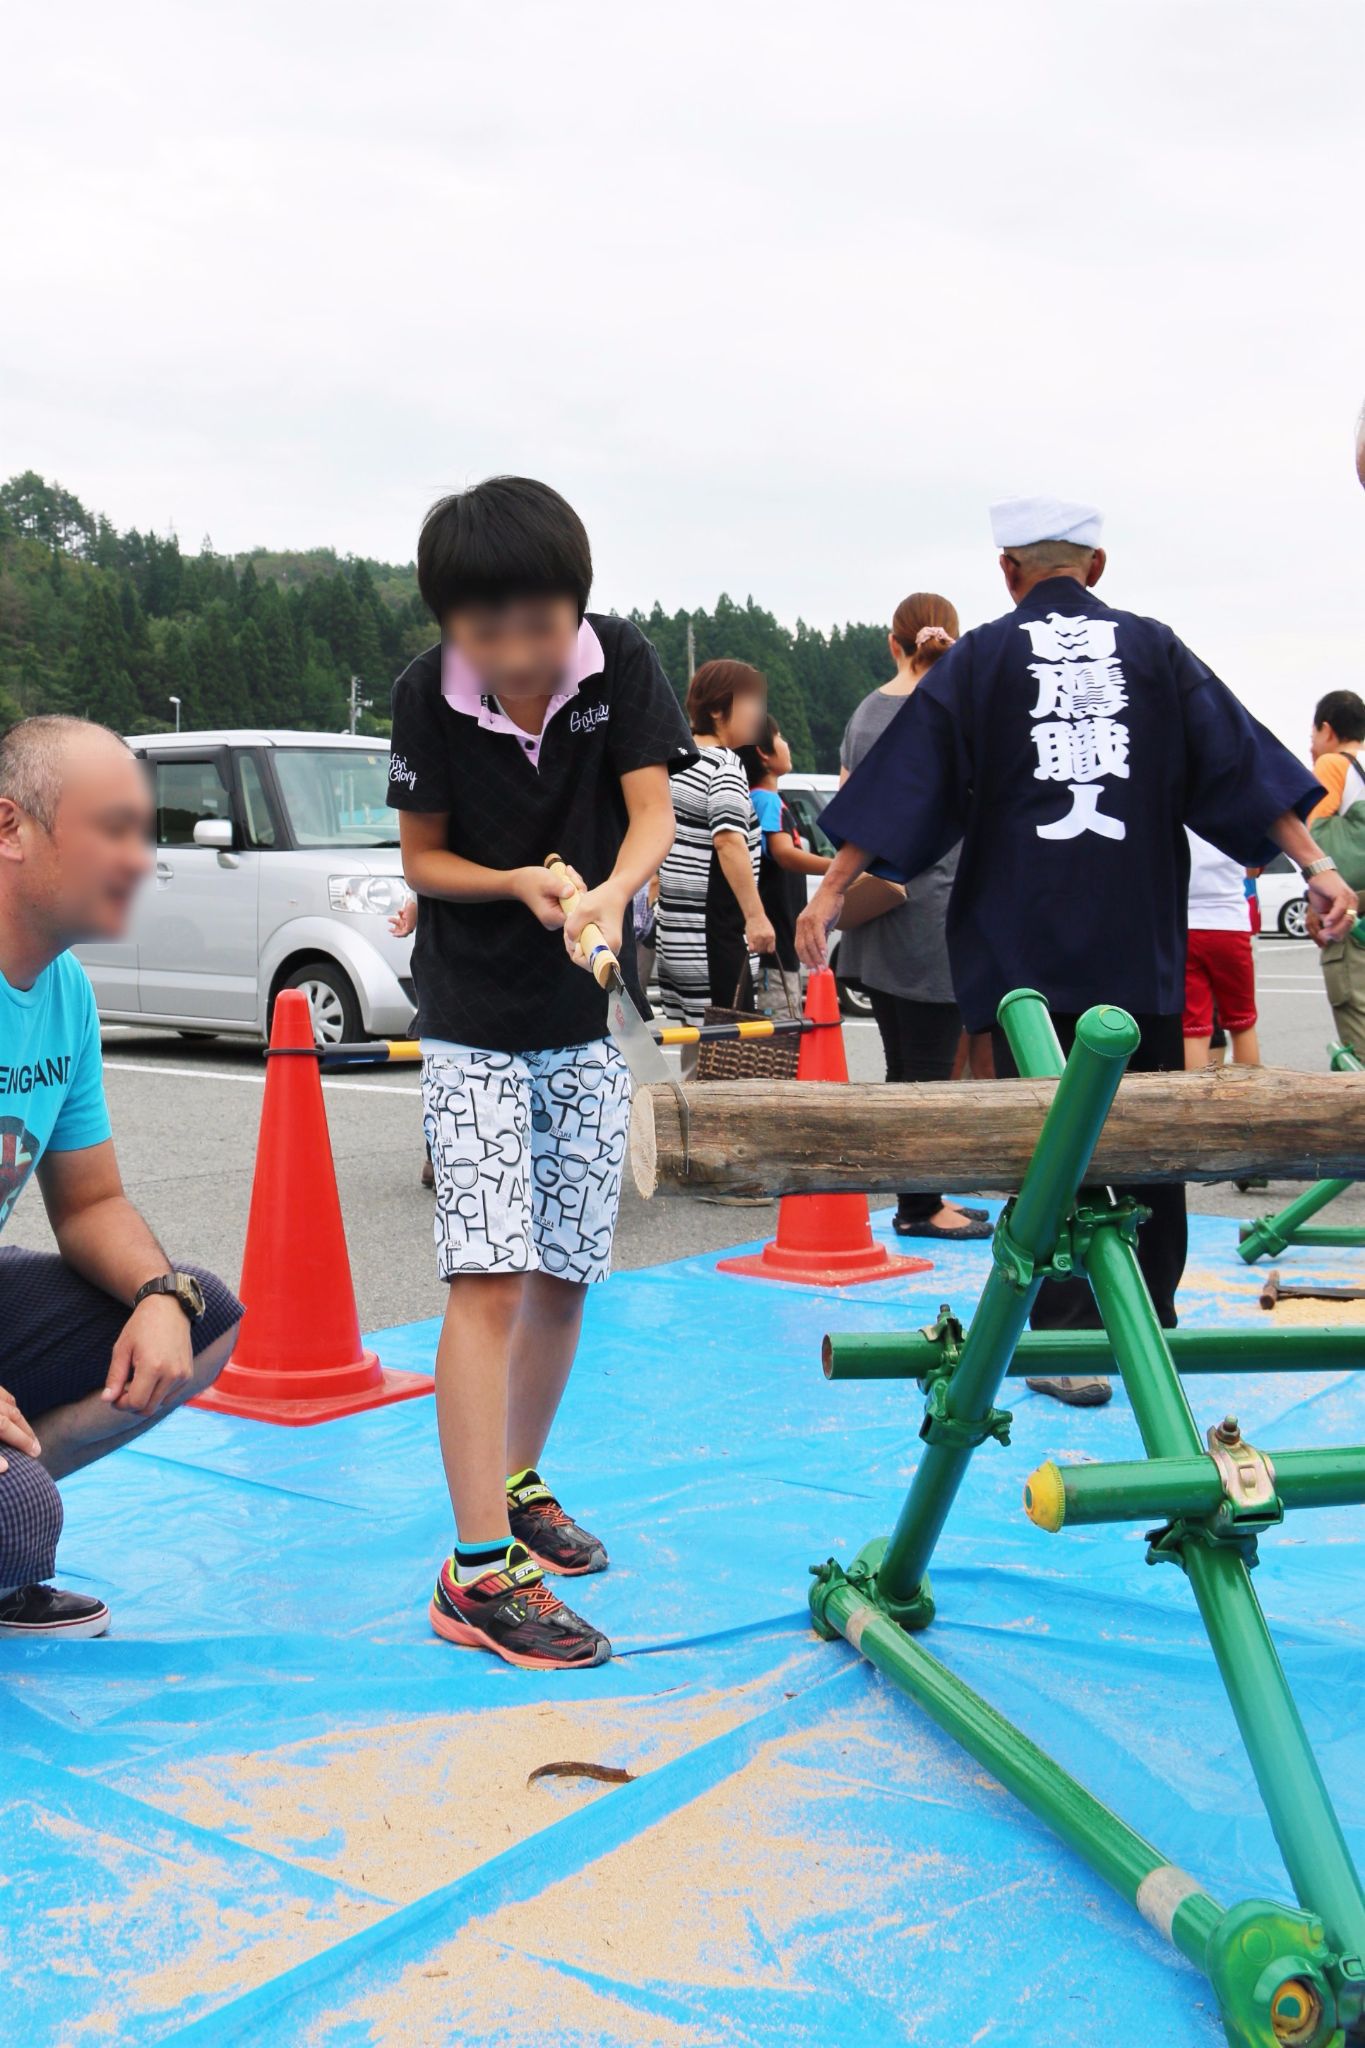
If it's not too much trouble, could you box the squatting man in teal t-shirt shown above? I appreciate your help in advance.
[0,716,242,1638]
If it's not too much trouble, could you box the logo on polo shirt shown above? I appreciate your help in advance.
[0,1115,38,1229]
[0,1054,71,1096]
[569,702,609,735]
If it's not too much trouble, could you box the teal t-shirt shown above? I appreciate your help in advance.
[0,952,111,1233]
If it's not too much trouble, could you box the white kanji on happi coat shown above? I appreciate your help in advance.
[1019,613,1130,842]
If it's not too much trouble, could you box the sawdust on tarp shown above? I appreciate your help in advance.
[1143,1259,1365,1328]
[140,1656,812,1909]
[1181,1263,1265,1313]
[126,1894,384,2022]
[31,1813,383,2035]
[320,1713,968,2047]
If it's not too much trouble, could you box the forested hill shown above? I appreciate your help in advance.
[0,471,895,768]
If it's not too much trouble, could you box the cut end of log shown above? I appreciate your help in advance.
[629,1086,659,1200]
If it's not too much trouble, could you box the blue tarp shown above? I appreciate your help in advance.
[3,1210,1364,2045]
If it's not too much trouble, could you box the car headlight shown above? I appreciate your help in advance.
[329,875,410,916]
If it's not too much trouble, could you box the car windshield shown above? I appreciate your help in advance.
[272,748,400,848]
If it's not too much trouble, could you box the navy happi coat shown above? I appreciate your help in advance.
[818,577,1319,1031]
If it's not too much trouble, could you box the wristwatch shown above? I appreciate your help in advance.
[1301,857,1338,881]
[133,1272,207,1322]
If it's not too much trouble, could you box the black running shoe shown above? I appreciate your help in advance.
[507,1470,608,1576]
[0,1584,110,1639]
[429,1542,610,1669]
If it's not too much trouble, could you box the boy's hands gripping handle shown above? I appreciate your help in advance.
[545,855,619,989]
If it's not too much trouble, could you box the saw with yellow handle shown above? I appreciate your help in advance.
[544,854,691,1168]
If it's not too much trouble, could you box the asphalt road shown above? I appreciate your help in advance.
[1,939,1350,1332]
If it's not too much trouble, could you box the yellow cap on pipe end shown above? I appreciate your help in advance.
[1023,1461,1066,1532]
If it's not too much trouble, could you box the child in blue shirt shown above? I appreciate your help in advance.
[739,717,829,974]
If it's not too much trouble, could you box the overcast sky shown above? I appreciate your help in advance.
[3,2,1362,746]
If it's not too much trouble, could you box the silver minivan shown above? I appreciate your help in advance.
[78,730,415,1043]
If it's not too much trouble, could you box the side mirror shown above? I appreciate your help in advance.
[193,818,234,850]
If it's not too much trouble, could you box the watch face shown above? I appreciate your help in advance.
[175,1273,207,1318]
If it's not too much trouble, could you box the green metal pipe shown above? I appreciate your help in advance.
[822,1325,1365,1381]
[1279,1225,1365,1248]
[1086,1222,1365,1970]
[818,1575,1224,1972]
[1237,1179,1355,1263]
[874,996,1139,1618]
[993,984,1072,1083]
[1186,1544,1365,1978]
[1024,1443,1365,1529]
[1087,1225,1203,1455]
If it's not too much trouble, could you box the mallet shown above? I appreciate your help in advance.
[545,855,691,1165]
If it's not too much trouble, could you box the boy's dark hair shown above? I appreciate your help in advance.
[416,477,592,622]
[686,658,766,739]
[1314,689,1365,743]
[738,712,781,788]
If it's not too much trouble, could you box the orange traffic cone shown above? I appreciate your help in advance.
[717,967,932,1287]
[193,990,434,1425]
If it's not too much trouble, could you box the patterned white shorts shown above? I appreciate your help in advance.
[421,1039,633,1285]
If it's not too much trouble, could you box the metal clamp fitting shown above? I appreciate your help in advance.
[915,1306,965,1392]
[919,1375,1012,1451]
[1206,1414,1278,1514]
[1067,1197,1148,1270]
[808,1554,863,1638]
[808,1548,937,1638]
[1144,1420,1284,1573]
[990,1200,1044,1291]
[991,1195,1148,1294]
[1237,1219,1288,1261]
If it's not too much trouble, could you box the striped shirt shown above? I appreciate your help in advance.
[655,746,760,1024]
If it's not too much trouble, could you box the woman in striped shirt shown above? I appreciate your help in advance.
[656,660,775,1027]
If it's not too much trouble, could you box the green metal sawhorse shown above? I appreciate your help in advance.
[810,990,1365,2048]
[1238,1045,1365,1264]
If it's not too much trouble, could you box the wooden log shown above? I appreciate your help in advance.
[630,1065,1365,1200]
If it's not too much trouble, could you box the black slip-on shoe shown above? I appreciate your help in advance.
[893,1214,994,1242]
[0,1584,111,1639]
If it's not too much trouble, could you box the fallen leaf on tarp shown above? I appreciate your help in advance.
[526,1760,637,1788]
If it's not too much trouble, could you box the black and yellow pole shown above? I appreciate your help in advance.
[316,1017,831,1069]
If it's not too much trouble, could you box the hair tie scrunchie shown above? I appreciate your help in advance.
[915,624,953,648]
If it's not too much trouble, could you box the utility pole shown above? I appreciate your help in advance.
[348,675,371,735]
[686,620,696,682]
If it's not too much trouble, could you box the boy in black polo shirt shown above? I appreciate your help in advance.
[388,477,694,1670]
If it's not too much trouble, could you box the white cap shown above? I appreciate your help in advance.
[989,496,1104,549]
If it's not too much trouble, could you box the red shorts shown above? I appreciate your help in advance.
[1183,928,1257,1037]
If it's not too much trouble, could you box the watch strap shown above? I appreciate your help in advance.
[133,1272,205,1320]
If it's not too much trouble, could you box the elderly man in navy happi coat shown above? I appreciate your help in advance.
[800,497,1356,1406]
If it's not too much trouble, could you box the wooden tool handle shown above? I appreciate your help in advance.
[544,854,618,989]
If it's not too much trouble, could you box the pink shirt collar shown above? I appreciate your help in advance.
[439,619,605,770]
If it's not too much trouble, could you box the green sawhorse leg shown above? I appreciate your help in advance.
[811,989,1365,2048]
[1239,1047,1365,1262]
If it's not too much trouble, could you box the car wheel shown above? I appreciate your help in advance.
[837,977,874,1018]
[1279,896,1310,940]
[278,960,363,1045]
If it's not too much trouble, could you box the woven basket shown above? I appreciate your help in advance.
[696,964,803,1082]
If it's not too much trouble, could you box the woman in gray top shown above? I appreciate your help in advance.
[837,592,990,1241]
